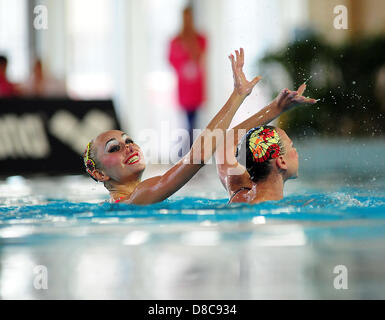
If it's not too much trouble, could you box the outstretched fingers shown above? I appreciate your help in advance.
[235,50,240,65]
[229,54,236,74]
[228,47,262,95]
[297,83,306,96]
[293,94,317,104]
[229,48,246,69]
[251,75,262,86]
[288,91,298,99]
[303,97,318,104]
[239,48,244,67]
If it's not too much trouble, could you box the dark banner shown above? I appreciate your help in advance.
[0,98,120,176]
[0,300,376,317]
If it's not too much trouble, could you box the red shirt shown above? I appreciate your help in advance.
[168,34,206,111]
[0,74,17,97]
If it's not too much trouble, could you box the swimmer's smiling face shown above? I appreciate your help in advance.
[94,130,145,183]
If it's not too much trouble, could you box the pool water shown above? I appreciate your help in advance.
[0,138,385,299]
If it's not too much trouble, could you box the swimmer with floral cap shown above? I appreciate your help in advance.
[83,48,316,204]
[215,82,317,204]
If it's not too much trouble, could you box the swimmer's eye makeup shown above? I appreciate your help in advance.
[120,133,134,146]
[105,139,119,153]
[105,135,135,153]
[125,138,134,144]
[108,145,120,153]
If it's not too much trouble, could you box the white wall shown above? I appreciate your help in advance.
[0,0,28,81]
[36,0,67,81]
[197,0,308,130]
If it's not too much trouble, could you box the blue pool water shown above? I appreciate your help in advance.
[1,138,385,299]
[1,191,385,223]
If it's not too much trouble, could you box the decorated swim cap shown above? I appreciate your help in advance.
[248,126,282,163]
[83,142,97,178]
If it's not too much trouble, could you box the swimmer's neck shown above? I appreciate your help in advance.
[250,174,284,204]
[107,180,141,202]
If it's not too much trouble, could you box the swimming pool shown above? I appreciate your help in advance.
[1,138,385,299]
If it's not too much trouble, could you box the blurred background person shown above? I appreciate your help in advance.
[168,5,207,149]
[0,55,18,97]
[20,59,67,97]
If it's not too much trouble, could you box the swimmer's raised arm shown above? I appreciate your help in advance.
[215,84,317,194]
[127,48,261,204]
[233,83,317,141]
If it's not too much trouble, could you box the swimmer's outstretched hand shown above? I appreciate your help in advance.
[275,83,317,112]
[229,48,262,97]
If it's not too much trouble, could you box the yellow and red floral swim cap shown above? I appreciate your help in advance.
[248,127,282,163]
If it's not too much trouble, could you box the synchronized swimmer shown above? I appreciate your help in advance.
[83,48,317,205]
[215,82,316,204]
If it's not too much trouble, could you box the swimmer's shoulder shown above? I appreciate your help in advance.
[228,187,252,204]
